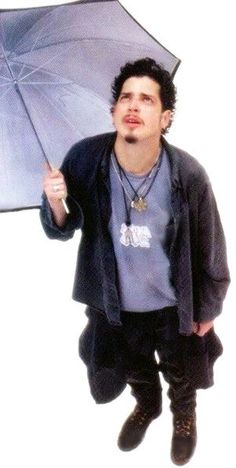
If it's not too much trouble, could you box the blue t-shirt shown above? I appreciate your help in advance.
[108,148,177,312]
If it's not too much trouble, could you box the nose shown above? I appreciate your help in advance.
[128,97,139,112]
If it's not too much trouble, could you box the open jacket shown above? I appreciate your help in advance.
[40,132,230,335]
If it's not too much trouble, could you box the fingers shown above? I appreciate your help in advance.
[192,320,214,337]
[43,169,68,202]
[196,323,213,337]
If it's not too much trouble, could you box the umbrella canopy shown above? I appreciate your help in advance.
[0,0,180,211]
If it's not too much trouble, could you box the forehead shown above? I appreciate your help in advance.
[120,76,161,95]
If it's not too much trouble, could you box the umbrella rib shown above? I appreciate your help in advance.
[16,37,157,83]
[18,40,80,82]
[27,84,87,139]
[0,73,11,82]
[0,85,12,102]
[9,8,56,52]
[0,82,12,87]
[0,15,7,54]
[4,7,62,81]
[20,81,72,86]
[8,14,90,62]
[11,59,111,108]
[17,10,61,82]
[0,43,14,82]
[17,36,157,58]
[14,21,73,59]
[10,56,74,85]
[29,82,77,131]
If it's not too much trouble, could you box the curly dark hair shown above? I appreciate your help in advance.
[111,57,177,134]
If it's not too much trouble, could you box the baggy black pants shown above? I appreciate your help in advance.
[79,306,222,409]
[119,308,196,417]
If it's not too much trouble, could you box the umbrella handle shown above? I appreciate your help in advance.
[61,198,70,214]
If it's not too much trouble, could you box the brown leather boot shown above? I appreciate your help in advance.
[117,404,161,451]
[171,413,197,465]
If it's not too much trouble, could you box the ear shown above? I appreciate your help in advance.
[161,110,172,132]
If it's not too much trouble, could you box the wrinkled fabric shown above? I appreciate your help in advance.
[40,132,230,334]
[109,148,177,311]
[79,307,223,404]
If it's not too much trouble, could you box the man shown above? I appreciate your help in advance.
[40,58,230,465]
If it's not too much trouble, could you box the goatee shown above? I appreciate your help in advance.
[124,135,138,144]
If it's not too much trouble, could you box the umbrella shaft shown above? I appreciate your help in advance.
[14,81,50,168]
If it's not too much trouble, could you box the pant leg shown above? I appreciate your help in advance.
[127,359,162,414]
[121,311,162,413]
[155,310,196,417]
[162,358,196,417]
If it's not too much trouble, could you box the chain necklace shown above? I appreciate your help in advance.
[111,155,134,204]
[112,148,163,216]
[111,149,163,247]
[120,153,162,212]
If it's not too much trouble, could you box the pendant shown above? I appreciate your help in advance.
[124,226,135,245]
[131,197,148,212]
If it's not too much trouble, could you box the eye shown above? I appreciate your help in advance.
[143,96,153,103]
[119,94,130,102]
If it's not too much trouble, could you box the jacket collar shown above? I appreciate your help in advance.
[161,136,182,192]
[99,132,182,192]
[100,132,117,180]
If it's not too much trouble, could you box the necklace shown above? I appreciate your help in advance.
[112,148,163,214]
[111,149,163,248]
[121,159,160,212]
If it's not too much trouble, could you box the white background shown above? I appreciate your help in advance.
[0,1,235,467]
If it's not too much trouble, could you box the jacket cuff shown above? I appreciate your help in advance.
[40,193,83,240]
[196,304,223,323]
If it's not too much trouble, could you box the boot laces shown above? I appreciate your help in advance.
[130,406,150,426]
[174,415,195,437]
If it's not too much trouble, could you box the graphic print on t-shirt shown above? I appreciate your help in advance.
[120,223,152,248]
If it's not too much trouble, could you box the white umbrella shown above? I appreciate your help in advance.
[0,0,180,211]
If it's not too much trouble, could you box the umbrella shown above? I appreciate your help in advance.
[0,0,180,212]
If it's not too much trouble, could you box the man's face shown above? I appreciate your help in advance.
[112,76,172,145]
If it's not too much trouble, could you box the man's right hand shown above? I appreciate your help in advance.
[43,167,68,227]
[43,167,68,203]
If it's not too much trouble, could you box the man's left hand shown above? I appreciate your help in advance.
[192,320,214,336]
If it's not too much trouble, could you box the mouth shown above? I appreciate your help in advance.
[124,115,142,128]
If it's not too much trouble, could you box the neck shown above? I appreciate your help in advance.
[114,135,162,176]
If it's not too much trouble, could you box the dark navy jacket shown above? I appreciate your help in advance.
[40,132,230,335]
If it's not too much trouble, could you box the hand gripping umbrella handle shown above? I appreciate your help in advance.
[47,161,70,215]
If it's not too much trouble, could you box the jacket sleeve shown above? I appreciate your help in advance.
[197,179,230,321]
[39,144,84,241]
